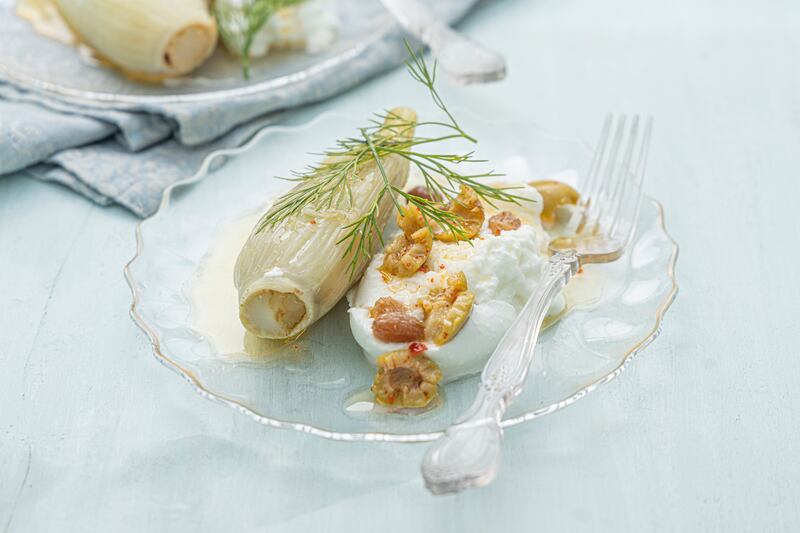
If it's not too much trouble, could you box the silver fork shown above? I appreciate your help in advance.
[381,0,507,84]
[421,114,654,494]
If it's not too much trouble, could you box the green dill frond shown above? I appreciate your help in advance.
[255,41,529,276]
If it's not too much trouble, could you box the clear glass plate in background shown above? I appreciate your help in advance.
[124,110,678,442]
[0,0,392,105]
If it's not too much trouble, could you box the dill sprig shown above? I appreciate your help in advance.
[214,0,305,79]
[256,43,528,275]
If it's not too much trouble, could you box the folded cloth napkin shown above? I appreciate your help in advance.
[0,0,477,217]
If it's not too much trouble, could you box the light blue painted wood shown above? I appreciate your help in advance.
[2,0,800,530]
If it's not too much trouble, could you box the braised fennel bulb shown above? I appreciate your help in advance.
[234,108,417,339]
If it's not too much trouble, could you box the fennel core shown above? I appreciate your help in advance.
[255,44,530,276]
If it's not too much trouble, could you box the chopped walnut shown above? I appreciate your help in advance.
[433,186,485,242]
[380,204,432,278]
[371,350,442,408]
[420,272,475,345]
[396,202,425,235]
[380,229,432,278]
[488,211,522,236]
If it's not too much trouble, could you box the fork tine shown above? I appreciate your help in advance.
[603,115,640,234]
[610,116,653,244]
[584,114,627,234]
[579,114,613,208]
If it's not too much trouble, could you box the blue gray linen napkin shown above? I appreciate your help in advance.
[0,0,477,217]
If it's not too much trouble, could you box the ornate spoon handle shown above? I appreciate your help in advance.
[380,0,507,84]
[421,250,580,494]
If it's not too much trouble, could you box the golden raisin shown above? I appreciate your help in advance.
[371,350,442,408]
[372,312,425,343]
[369,297,407,318]
[433,186,485,242]
[488,211,522,236]
[406,185,439,202]
[530,180,580,227]
[420,272,475,345]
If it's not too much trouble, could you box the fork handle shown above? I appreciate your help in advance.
[422,250,580,494]
[380,0,507,84]
[381,0,451,47]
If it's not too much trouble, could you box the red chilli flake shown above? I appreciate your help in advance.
[409,342,427,355]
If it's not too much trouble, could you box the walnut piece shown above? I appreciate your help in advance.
[420,272,475,345]
[433,186,485,242]
[371,350,442,408]
[380,204,433,278]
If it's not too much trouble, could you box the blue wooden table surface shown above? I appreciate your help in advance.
[2,0,799,531]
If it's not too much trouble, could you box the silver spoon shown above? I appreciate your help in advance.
[381,0,507,84]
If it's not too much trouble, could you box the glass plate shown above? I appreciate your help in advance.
[124,110,678,442]
[0,0,391,105]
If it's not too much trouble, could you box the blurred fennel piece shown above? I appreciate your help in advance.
[15,0,75,44]
[214,0,337,78]
[53,0,218,79]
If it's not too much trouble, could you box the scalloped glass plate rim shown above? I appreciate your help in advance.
[0,38,388,106]
[123,109,679,443]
